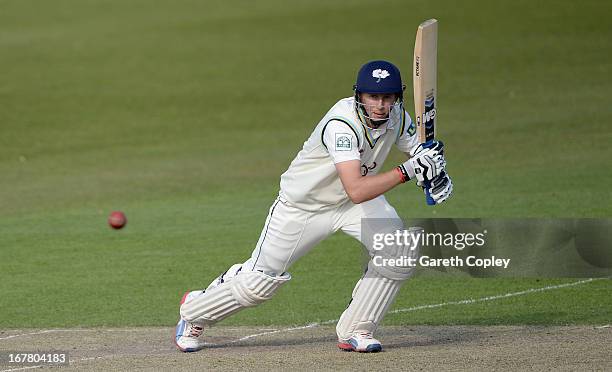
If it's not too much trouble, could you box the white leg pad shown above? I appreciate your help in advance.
[180,270,291,325]
[336,269,403,342]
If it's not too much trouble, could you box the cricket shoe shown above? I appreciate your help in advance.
[175,290,206,352]
[338,332,383,353]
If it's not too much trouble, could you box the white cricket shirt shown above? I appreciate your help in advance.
[279,97,418,211]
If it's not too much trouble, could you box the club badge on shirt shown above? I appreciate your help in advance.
[335,133,352,151]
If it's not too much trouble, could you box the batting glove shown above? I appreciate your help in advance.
[396,140,446,184]
[425,170,453,204]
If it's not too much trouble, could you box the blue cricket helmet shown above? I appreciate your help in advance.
[354,60,404,97]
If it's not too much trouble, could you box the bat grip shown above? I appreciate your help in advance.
[422,140,436,206]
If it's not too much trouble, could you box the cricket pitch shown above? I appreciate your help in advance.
[1,325,610,371]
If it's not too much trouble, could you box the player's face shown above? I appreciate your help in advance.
[360,93,398,120]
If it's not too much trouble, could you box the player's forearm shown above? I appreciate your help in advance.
[342,169,403,204]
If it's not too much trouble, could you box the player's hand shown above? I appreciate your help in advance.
[397,140,446,184]
[412,140,445,157]
[424,170,453,204]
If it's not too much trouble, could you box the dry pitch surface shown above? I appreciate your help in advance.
[1,325,610,371]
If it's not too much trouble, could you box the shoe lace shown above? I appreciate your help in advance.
[357,331,373,339]
[188,324,203,337]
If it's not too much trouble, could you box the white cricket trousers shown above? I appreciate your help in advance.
[242,194,403,275]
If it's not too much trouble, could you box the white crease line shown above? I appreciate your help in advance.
[389,277,605,314]
[0,366,45,372]
[223,277,608,345]
[0,331,55,341]
[230,322,326,343]
[0,328,151,342]
[0,355,111,372]
[0,278,606,370]
[0,329,91,341]
[0,277,607,353]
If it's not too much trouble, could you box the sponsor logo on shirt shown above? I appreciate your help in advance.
[335,133,352,151]
[361,162,377,176]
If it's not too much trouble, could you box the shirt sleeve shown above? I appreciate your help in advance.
[322,120,361,164]
[395,111,420,154]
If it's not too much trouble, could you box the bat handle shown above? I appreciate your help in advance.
[422,140,436,206]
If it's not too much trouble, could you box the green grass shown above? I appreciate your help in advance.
[1,0,611,328]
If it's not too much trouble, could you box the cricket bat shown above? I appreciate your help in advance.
[413,18,438,205]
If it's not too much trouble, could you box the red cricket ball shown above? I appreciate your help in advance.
[108,211,127,229]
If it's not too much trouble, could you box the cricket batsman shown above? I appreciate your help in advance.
[175,60,453,353]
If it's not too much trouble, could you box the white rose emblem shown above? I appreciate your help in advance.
[372,69,390,82]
